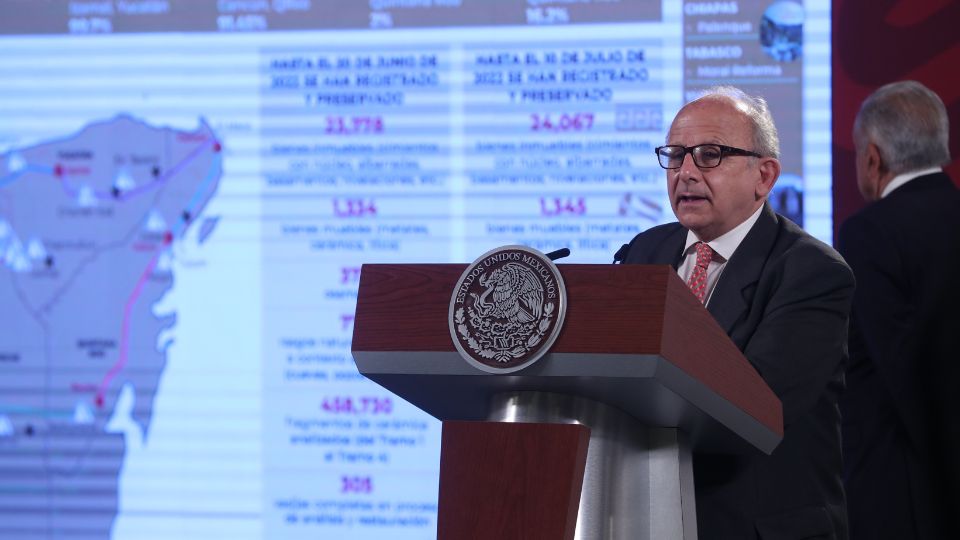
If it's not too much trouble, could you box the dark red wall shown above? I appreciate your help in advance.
[832,0,960,242]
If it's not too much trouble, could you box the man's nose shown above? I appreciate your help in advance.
[677,152,701,181]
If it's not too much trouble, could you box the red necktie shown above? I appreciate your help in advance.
[687,242,714,304]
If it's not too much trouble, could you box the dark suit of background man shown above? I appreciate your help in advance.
[839,80,960,540]
[620,87,854,539]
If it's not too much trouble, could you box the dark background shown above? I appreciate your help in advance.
[832,0,960,240]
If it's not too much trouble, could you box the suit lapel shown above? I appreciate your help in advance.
[652,226,687,268]
[667,231,686,270]
[706,203,779,334]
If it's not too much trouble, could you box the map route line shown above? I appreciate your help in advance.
[6,139,221,316]
[0,116,226,538]
[93,247,163,409]
[176,153,223,233]
[118,137,217,200]
[56,137,217,203]
[91,152,219,408]
[0,164,53,188]
[1,136,215,203]
[0,404,73,419]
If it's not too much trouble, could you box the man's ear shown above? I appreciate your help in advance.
[755,157,781,199]
[863,142,888,199]
[866,142,884,176]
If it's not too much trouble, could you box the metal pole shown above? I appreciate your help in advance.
[487,391,698,540]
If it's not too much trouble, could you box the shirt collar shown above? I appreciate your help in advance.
[881,166,941,198]
[684,204,764,262]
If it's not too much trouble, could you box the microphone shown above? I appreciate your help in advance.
[612,243,630,264]
[545,247,570,261]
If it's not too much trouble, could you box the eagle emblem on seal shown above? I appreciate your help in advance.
[472,263,544,324]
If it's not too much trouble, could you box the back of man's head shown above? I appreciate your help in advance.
[854,80,950,175]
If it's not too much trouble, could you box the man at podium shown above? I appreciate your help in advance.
[619,87,855,539]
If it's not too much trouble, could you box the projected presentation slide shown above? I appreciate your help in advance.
[0,1,830,538]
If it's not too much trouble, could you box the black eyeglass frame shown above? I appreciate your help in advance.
[654,144,763,169]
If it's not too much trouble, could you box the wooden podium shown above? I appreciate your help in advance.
[352,264,782,540]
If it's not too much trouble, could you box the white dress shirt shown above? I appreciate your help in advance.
[880,166,941,198]
[677,204,764,305]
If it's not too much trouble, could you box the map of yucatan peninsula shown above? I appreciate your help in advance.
[0,115,222,537]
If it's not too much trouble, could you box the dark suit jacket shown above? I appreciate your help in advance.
[838,171,960,540]
[622,203,855,540]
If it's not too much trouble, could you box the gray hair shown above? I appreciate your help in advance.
[687,85,781,159]
[854,80,950,175]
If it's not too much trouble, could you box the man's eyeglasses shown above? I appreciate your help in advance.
[655,144,762,169]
